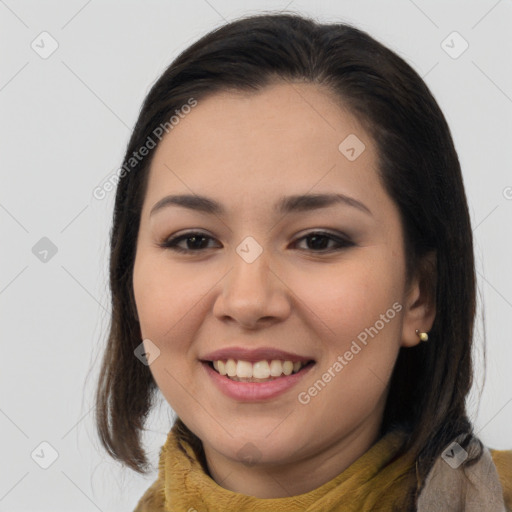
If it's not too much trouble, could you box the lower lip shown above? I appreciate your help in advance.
[201,361,315,401]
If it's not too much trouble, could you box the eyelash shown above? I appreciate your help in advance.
[159,230,355,254]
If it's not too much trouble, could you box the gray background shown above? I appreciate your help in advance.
[1,0,511,510]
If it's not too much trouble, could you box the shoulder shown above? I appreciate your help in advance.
[133,477,165,512]
[133,432,174,512]
[490,448,512,511]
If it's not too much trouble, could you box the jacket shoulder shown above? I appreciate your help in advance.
[490,448,512,511]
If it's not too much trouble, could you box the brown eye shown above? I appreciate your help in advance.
[160,230,354,255]
[293,231,354,252]
[161,232,219,253]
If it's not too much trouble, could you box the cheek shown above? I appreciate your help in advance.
[132,254,205,409]
[296,257,403,404]
[133,253,188,342]
[132,251,223,350]
[291,271,401,444]
[293,255,402,341]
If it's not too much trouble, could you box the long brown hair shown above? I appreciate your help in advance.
[94,12,483,505]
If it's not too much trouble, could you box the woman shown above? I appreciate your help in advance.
[95,12,512,511]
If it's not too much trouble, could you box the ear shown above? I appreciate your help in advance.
[401,250,437,348]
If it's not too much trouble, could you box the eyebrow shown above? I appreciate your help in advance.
[149,192,373,217]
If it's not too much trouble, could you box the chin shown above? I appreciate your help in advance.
[197,419,305,466]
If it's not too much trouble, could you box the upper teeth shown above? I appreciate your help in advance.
[212,359,305,379]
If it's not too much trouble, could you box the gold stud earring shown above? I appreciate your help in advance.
[415,329,429,342]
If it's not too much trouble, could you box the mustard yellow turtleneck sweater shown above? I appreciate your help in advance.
[133,424,512,512]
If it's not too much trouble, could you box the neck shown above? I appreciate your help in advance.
[202,419,383,499]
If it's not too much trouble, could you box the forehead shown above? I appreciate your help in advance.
[143,82,381,214]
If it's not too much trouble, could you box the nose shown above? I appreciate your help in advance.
[212,244,291,329]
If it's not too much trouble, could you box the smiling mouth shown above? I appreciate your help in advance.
[204,359,316,383]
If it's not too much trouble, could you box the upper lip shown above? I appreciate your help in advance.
[201,346,315,363]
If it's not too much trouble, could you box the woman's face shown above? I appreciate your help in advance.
[133,82,433,488]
